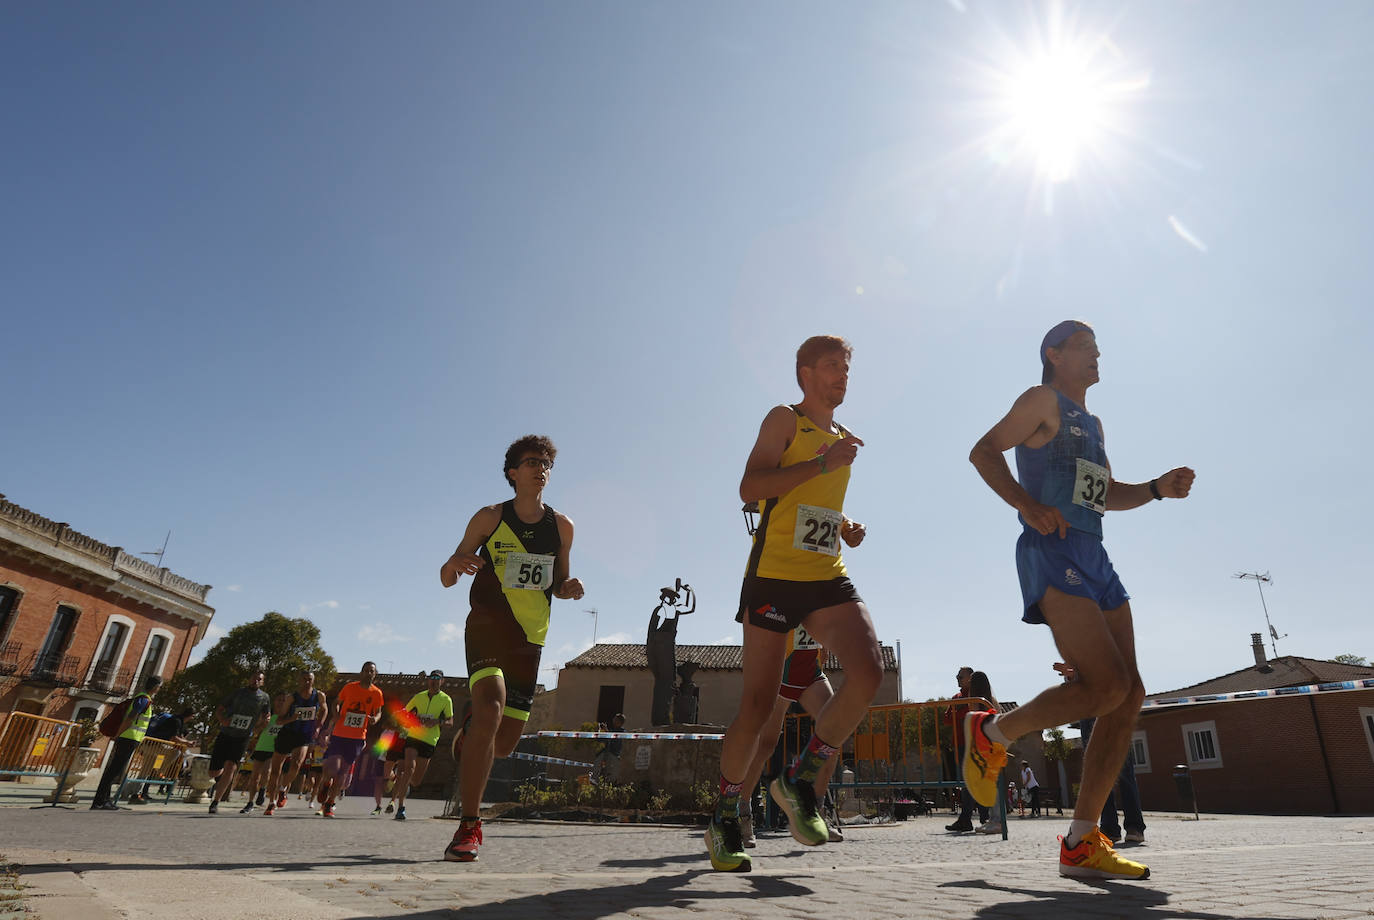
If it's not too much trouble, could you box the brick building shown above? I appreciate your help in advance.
[552,642,902,730]
[1133,635,1374,815]
[0,494,214,727]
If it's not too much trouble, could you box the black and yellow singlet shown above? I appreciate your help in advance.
[745,406,852,582]
[470,500,562,646]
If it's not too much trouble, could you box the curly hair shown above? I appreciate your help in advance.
[504,434,557,490]
[795,335,853,389]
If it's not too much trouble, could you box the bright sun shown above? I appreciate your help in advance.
[1004,48,1106,183]
[988,20,1147,185]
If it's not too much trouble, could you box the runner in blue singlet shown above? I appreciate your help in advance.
[966,320,1195,881]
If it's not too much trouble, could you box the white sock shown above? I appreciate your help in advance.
[983,715,1010,747]
[1066,819,1095,847]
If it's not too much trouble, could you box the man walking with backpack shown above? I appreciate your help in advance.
[91,676,162,810]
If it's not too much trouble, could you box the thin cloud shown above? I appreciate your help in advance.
[437,623,462,645]
[225,585,242,593]
[298,600,341,614]
[358,623,411,644]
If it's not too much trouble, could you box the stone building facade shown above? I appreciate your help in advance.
[552,642,902,731]
[0,494,214,727]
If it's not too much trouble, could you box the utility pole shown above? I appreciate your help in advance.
[1234,571,1286,658]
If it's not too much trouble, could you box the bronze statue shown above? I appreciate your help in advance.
[646,578,694,725]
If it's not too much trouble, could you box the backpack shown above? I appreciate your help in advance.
[98,699,132,738]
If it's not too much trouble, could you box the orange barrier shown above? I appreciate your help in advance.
[116,736,188,804]
[782,697,1008,835]
[0,711,77,781]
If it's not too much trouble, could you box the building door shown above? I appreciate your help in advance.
[596,685,625,727]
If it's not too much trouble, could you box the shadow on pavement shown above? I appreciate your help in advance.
[369,870,814,919]
[16,854,422,875]
[942,878,1300,920]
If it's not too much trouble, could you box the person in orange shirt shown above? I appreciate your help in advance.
[315,661,385,817]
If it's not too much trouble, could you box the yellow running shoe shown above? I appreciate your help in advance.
[961,710,1007,807]
[1059,829,1151,880]
[705,818,752,872]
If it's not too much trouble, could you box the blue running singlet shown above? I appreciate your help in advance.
[1014,389,1109,538]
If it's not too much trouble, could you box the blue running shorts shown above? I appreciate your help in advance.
[1016,529,1129,625]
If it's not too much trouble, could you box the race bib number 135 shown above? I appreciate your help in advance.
[342,711,367,729]
[502,552,556,591]
[793,504,842,556]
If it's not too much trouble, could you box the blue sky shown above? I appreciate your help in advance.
[5,2,1371,713]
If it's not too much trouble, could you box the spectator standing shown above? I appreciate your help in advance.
[90,676,162,810]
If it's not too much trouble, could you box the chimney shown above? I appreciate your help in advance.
[1251,633,1267,667]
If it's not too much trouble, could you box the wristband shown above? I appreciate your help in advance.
[1149,479,1163,501]
[817,455,828,475]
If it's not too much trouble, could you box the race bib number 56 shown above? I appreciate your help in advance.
[1074,458,1110,514]
[502,552,556,591]
[793,504,842,556]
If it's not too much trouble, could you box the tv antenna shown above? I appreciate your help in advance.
[140,531,171,568]
[585,608,598,645]
[1234,571,1286,658]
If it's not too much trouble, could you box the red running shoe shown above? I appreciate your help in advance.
[444,820,483,862]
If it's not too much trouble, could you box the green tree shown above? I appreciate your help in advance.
[159,612,337,745]
[1333,653,1369,667]
[1042,726,1072,764]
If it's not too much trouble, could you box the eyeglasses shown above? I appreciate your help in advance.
[517,457,554,471]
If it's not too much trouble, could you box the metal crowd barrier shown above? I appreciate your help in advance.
[783,697,1009,837]
[0,712,78,795]
[116,736,188,804]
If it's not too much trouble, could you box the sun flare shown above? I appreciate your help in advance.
[986,16,1148,185]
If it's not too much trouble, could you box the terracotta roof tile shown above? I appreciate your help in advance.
[1147,656,1374,700]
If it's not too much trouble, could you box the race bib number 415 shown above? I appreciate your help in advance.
[229,714,253,731]
[502,552,556,591]
[1074,458,1110,514]
[793,504,842,556]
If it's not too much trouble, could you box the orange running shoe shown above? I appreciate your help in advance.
[961,710,1007,807]
[1059,828,1151,880]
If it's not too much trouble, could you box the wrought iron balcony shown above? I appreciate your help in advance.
[0,641,21,677]
[24,651,84,687]
[87,662,134,696]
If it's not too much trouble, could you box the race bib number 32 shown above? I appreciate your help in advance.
[793,504,842,556]
[1074,458,1110,514]
[502,552,556,591]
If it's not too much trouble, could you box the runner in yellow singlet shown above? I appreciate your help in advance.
[707,335,881,873]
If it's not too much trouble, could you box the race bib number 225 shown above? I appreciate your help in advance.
[793,504,842,556]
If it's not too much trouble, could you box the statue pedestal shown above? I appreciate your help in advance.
[624,723,723,794]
